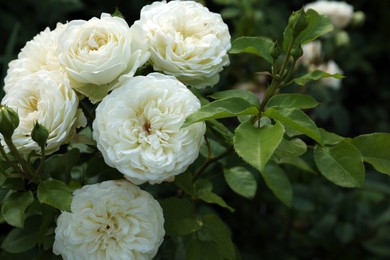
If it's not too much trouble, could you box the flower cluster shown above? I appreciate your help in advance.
[1,0,230,258]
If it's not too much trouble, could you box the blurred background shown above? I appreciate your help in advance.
[1,0,389,259]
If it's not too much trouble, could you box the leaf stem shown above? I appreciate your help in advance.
[193,146,234,181]
[4,137,34,180]
[0,143,23,175]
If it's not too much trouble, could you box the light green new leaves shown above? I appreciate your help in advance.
[264,107,323,145]
[2,191,34,227]
[234,120,285,172]
[262,162,292,207]
[314,141,365,188]
[230,36,274,63]
[224,167,257,198]
[266,93,319,110]
[352,133,390,175]
[159,198,201,236]
[294,70,344,86]
[37,180,73,212]
[183,97,258,127]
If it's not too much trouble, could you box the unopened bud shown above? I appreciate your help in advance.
[0,105,19,139]
[31,122,49,147]
[335,31,350,46]
[289,9,308,37]
[351,11,365,27]
[291,46,304,59]
[269,42,281,60]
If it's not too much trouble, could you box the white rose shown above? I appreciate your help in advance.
[53,180,165,260]
[93,73,206,184]
[135,0,231,88]
[4,23,66,93]
[304,1,354,29]
[311,60,343,89]
[1,70,86,155]
[58,13,150,103]
[299,40,322,66]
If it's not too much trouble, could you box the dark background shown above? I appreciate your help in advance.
[1,0,389,258]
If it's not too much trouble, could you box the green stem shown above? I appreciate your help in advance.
[192,146,234,181]
[4,137,34,179]
[0,143,23,176]
[35,145,46,181]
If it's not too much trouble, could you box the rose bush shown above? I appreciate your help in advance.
[53,180,165,260]
[135,0,231,88]
[93,72,206,184]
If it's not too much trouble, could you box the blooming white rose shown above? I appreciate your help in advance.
[299,40,322,66]
[58,13,150,103]
[135,0,231,88]
[93,73,206,184]
[1,70,86,155]
[53,180,165,260]
[4,23,66,93]
[311,60,343,89]
[304,1,354,29]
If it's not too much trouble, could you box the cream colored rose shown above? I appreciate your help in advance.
[299,40,322,66]
[58,13,150,103]
[304,1,354,29]
[4,23,66,93]
[135,0,231,88]
[53,180,165,260]
[93,73,206,184]
[1,70,86,155]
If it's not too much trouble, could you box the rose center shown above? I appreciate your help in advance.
[143,121,152,134]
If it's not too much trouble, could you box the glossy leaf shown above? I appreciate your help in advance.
[201,214,236,260]
[262,162,292,207]
[2,191,34,227]
[234,120,285,172]
[264,107,323,145]
[37,180,73,212]
[320,128,345,145]
[294,70,344,86]
[209,89,261,107]
[224,167,257,198]
[183,97,258,127]
[159,198,201,236]
[44,148,80,182]
[197,189,235,212]
[278,157,316,174]
[274,138,307,158]
[314,141,365,188]
[352,133,390,175]
[230,36,274,63]
[266,93,319,110]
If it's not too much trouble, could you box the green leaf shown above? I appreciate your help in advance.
[37,180,73,211]
[261,162,292,207]
[224,167,257,199]
[209,89,261,107]
[44,148,80,182]
[174,171,195,195]
[320,128,345,145]
[352,133,390,175]
[278,157,316,174]
[266,93,319,110]
[229,36,274,63]
[2,191,34,227]
[264,107,323,145]
[201,214,236,260]
[314,141,365,188]
[159,198,201,236]
[1,216,40,253]
[186,240,223,260]
[197,189,235,212]
[206,120,234,145]
[274,138,307,158]
[294,70,344,86]
[183,97,258,127]
[234,120,285,172]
